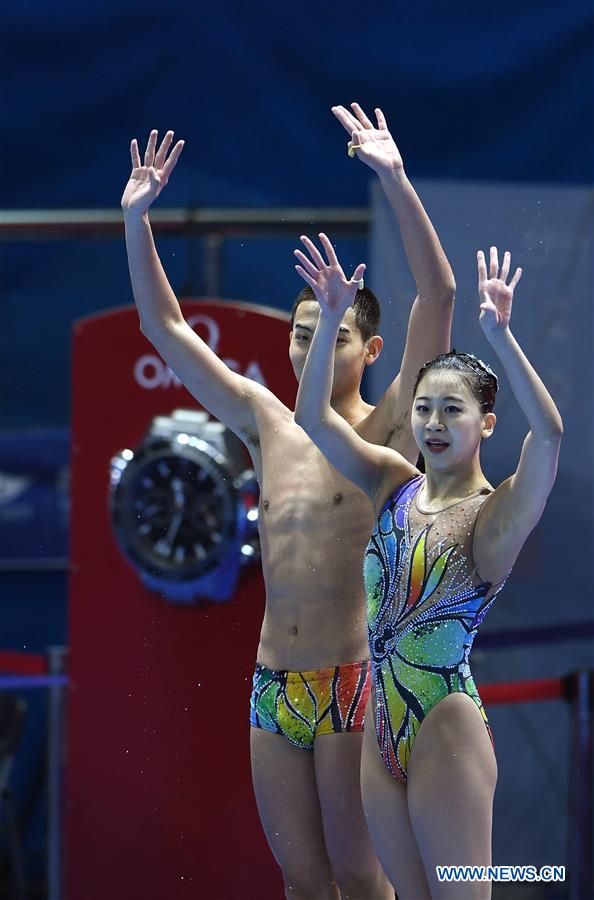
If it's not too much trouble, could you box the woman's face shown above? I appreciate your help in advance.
[411,369,495,470]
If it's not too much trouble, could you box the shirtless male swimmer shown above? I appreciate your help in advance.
[121,102,455,900]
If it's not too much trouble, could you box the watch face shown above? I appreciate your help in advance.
[110,437,238,581]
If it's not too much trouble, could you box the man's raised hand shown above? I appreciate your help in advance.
[121,130,184,217]
[332,102,403,175]
[294,233,365,319]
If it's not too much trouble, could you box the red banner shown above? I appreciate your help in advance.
[66,301,295,900]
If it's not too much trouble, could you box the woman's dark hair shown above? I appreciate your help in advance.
[290,286,381,342]
[413,350,499,414]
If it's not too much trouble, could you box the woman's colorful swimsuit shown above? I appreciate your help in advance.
[364,475,506,783]
[250,659,371,750]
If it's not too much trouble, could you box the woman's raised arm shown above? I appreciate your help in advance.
[293,233,416,503]
[473,247,563,582]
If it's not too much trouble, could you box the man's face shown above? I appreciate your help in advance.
[289,301,373,397]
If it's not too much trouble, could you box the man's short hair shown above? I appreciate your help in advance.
[290,286,381,342]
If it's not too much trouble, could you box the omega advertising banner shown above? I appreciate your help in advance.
[67,302,294,900]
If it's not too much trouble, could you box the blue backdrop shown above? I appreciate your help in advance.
[1,0,593,426]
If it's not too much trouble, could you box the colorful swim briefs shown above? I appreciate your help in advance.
[250,659,371,750]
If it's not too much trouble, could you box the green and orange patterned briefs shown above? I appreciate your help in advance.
[250,659,371,750]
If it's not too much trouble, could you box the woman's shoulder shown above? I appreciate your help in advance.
[378,473,424,516]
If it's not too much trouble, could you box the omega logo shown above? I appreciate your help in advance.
[133,313,268,389]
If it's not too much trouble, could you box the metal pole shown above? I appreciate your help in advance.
[47,646,68,900]
[567,670,593,900]
[203,233,223,297]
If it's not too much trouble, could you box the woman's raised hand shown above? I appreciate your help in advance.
[478,247,522,335]
[121,130,184,217]
[294,233,365,319]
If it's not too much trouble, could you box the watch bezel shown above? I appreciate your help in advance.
[110,433,240,583]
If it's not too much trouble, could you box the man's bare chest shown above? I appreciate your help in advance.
[257,421,373,532]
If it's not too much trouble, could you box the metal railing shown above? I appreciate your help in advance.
[0,207,369,297]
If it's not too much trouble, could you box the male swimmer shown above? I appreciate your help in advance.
[122,102,455,900]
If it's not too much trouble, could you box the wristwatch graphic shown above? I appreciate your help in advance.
[109,409,259,603]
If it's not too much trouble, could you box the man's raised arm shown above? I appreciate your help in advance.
[332,103,455,459]
[121,130,262,440]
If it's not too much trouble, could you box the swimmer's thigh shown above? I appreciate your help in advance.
[250,727,337,897]
[360,716,430,898]
[314,731,394,898]
[407,692,497,899]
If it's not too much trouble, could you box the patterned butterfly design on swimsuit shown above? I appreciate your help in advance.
[250,660,371,750]
[364,475,507,782]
